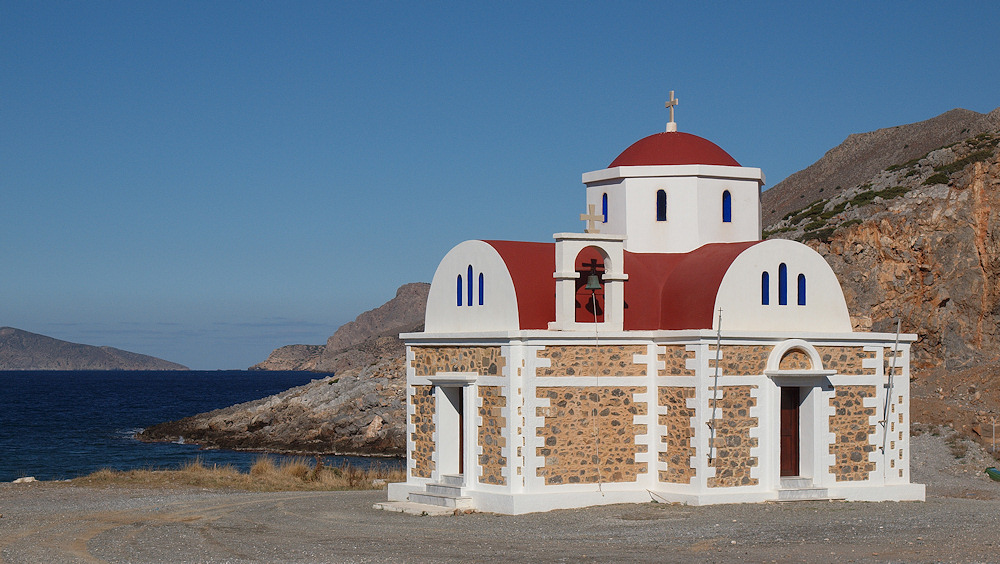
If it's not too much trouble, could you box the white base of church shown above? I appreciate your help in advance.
[386,481,925,515]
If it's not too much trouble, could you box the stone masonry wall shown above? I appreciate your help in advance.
[410,385,435,478]
[708,345,770,375]
[815,347,874,375]
[659,387,697,483]
[829,385,877,481]
[659,345,696,376]
[535,386,648,484]
[707,385,759,488]
[411,346,506,377]
[778,349,813,370]
[478,386,507,486]
[536,345,647,377]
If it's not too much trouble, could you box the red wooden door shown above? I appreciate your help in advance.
[457,391,464,474]
[780,387,800,477]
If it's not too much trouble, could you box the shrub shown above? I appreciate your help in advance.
[819,201,847,220]
[934,149,995,175]
[801,227,836,244]
[802,219,827,232]
[790,199,828,224]
[923,172,950,185]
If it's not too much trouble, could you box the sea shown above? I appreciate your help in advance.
[0,370,402,482]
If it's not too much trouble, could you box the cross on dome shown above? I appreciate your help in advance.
[665,90,679,132]
[580,204,603,233]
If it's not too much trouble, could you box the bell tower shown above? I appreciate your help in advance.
[583,96,765,254]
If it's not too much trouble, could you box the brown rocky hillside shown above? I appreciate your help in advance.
[763,129,1000,449]
[0,327,188,370]
[762,107,1000,225]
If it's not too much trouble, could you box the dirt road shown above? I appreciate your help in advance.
[2,431,998,563]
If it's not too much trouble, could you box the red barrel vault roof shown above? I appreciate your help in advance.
[483,240,763,331]
[609,131,740,168]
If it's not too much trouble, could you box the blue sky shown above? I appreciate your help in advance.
[3,2,998,369]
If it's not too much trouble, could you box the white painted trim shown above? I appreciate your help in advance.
[582,165,764,184]
[404,330,919,343]
[427,373,478,385]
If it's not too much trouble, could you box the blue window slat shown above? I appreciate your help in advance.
[457,275,463,306]
[722,190,732,223]
[656,190,667,221]
[467,265,473,306]
[797,274,806,306]
[478,273,484,306]
[761,272,770,305]
[778,263,787,305]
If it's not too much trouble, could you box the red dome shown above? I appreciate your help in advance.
[609,131,740,168]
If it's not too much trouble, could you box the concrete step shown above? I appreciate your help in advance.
[426,483,464,497]
[440,474,465,487]
[779,476,813,489]
[409,491,474,509]
[777,487,833,501]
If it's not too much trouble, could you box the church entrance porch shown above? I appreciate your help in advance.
[770,379,836,501]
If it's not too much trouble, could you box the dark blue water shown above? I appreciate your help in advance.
[0,370,401,482]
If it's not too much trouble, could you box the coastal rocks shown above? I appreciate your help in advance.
[140,356,407,455]
[159,282,430,455]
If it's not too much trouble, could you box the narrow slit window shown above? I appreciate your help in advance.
[761,272,770,305]
[722,190,732,223]
[602,193,608,223]
[656,189,667,221]
[467,265,473,306]
[797,274,806,305]
[778,263,788,305]
[456,275,463,306]
[478,273,484,305]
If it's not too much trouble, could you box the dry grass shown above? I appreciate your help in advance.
[71,456,405,492]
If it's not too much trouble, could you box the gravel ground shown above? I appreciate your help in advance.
[1,430,998,563]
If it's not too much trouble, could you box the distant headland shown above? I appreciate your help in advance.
[0,327,188,370]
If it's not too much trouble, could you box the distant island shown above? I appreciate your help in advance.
[0,327,188,370]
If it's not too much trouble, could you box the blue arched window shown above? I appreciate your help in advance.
[797,274,806,306]
[456,275,463,306]
[722,190,732,223]
[656,189,667,222]
[478,273,484,306]
[602,193,608,223]
[778,263,788,305]
[761,272,770,305]
[467,265,473,306]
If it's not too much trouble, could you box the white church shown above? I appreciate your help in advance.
[384,95,925,514]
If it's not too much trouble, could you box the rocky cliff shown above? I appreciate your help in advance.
[140,283,429,455]
[0,327,188,370]
[763,128,1000,445]
[762,107,1000,225]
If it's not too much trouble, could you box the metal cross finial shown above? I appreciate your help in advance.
[580,203,603,233]
[665,90,679,132]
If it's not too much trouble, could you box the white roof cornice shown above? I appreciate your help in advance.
[583,164,764,184]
